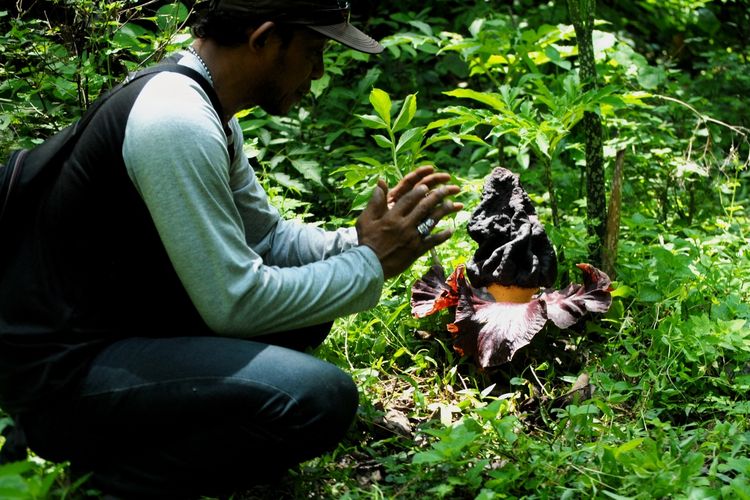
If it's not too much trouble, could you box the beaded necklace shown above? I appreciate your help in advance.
[186,46,213,82]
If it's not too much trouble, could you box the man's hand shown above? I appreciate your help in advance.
[356,166,463,280]
[386,165,453,209]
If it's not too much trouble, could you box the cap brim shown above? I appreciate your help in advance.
[309,23,384,54]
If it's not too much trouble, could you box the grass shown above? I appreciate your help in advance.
[1,210,749,499]
[228,211,750,499]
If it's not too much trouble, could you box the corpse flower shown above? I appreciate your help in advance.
[410,167,613,370]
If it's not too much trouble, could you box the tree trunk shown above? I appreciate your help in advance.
[603,149,625,278]
[568,0,607,266]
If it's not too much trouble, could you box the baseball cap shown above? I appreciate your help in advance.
[207,0,384,54]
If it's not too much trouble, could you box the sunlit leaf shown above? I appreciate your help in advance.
[289,158,322,186]
[357,114,388,130]
[155,2,189,32]
[395,127,424,155]
[373,134,393,149]
[444,88,508,112]
[369,88,392,126]
[393,94,417,133]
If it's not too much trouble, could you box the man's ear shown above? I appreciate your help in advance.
[248,21,277,50]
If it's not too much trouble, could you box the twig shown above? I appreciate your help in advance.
[429,248,442,268]
[655,94,750,137]
[530,366,552,398]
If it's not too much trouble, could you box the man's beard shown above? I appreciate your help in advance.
[255,51,294,116]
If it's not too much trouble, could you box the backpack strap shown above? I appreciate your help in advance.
[0,62,234,227]
[77,63,233,161]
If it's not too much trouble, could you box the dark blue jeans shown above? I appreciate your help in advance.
[21,324,358,498]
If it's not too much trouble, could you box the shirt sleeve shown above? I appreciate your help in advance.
[122,71,384,336]
[227,119,361,267]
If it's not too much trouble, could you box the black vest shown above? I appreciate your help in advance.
[0,70,217,413]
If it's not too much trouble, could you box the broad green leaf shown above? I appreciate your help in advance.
[357,114,388,130]
[444,88,508,112]
[487,54,513,67]
[349,156,384,168]
[155,2,189,32]
[412,450,444,465]
[311,73,331,98]
[611,285,634,298]
[535,131,550,157]
[290,158,322,186]
[637,66,666,90]
[593,30,617,56]
[620,91,652,106]
[424,133,486,148]
[113,23,150,50]
[614,438,644,458]
[356,67,382,95]
[395,127,424,154]
[170,32,192,45]
[351,176,380,211]
[408,20,433,36]
[392,94,417,133]
[268,172,309,193]
[372,134,393,149]
[369,88,392,127]
[599,95,626,108]
[543,45,571,70]
[602,491,634,500]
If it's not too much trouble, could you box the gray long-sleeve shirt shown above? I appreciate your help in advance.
[121,52,384,336]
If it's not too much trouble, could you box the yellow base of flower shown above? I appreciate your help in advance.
[486,283,539,303]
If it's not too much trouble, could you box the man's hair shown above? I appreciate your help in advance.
[191,9,297,47]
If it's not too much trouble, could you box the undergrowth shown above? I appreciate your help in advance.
[1,1,749,499]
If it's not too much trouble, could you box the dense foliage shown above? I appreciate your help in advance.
[1,0,748,498]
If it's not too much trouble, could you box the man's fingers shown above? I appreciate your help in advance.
[410,185,460,218]
[416,173,452,190]
[422,228,455,248]
[387,166,435,203]
[429,199,464,223]
[404,165,436,184]
[391,183,430,216]
[363,180,388,220]
[411,198,463,240]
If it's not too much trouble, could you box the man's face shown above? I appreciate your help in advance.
[254,27,328,115]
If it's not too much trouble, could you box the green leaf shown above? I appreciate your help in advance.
[268,172,309,193]
[614,438,644,458]
[610,285,634,298]
[408,20,433,36]
[310,73,331,98]
[445,88,508,112]
[535,131,550,157]
[637,66,666,90]
[290,158,322,186]
[113,23,150,50]
[372,134,393,149]
[601,491,634,500]
[351,176,380,211]
[357,114,388,130]
[155,2,189,32]
[395,127,424,155]
[424,132,487,148]
[369,88,392,127]
[544,45,571,70]
[392,94,417,133]
[412,450,444,465]
[593,30,617,55]
[620,91,652,106]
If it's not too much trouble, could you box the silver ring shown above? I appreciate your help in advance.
[416,217,435,239]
